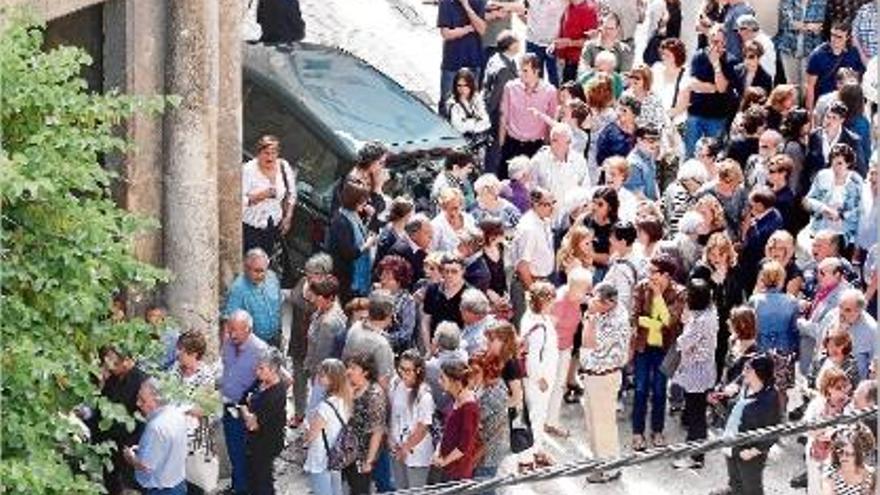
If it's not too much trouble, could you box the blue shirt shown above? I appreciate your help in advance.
[438,0,486,70]
[220,333,268,403]
[723,2,755,62]
[135,406,188,489]
[224,271,282,342]
[624,147,658,200]
[774,0,827,57]
[750,290,800,354]
[806,43,866,102]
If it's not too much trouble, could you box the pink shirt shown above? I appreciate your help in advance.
[501,79,558,142]
[551,294,582,350]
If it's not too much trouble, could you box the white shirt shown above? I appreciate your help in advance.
[616,186,638,222]
[241,158,296,229]
[755,32,777,79]
[447,96,492,134]
[389,380,435,467]
[512,210,556,277]
[526,0,566,45]
[430,211,477,252]
[304,396,349,473]
[520,312,559,383]
[530,146,591,206]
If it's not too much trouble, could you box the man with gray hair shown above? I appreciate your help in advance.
[220,309,268,494]
[342,290,396,390]
[745,129,784,188]
[287,252,333,426]
[224,248,283,347]
[812,288,878,380]
[123,379,188,494]
[580,281,630,483]
[459,288,493,355]
[388,214,433,286]
[425,322,468,418]
[531,122,591,203]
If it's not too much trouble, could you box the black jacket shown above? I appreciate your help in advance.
[387,237,427,288]
[734,385,781,455]
[257,0,305,43]
[733,64,773,96]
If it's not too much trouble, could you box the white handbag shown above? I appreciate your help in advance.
[243,0,262,42]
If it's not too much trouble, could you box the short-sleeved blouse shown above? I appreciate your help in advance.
[350,382,387,462]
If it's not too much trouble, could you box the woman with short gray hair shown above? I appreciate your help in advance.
[241,348,287,494]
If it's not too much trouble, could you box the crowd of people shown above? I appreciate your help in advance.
[80,0,880,494]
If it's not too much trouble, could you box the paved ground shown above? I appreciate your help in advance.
[275,390,807,494]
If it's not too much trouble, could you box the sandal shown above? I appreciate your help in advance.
[518,461,536,473]
[534,452,554,467]
[651,432,666,447]
[632,434,647,452]
[545,425,571,438]
[287,414,305,429]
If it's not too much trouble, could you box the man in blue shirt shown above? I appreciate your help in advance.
[123,380,187,495]
[722,0,755,62]
[220,310,269,495]
[438,0,487,111]
[224,248,283,348]
[805,21,866,115]
[684,24,738,158]
[624,125,661,201]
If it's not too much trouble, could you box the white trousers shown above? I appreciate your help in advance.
[545,350,572,429]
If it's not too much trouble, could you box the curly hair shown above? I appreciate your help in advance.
[694,195,727,233]
[485,320,519,363]
[703,231,738,268]
[377,255,413,289]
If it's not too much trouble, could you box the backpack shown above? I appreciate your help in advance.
[323,399,358,471]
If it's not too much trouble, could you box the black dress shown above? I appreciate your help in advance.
[247,381,287,495]
[483,246,508,296]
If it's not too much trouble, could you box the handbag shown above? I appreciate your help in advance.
[243,0,262,42]
[660,345,681,377]
[324,400,358,471]
[185,416,219,492]
[508,403,534,454]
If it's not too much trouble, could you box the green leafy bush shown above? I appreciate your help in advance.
[1,19,174,494]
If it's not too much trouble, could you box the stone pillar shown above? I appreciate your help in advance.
[163,0,221,343]
[103,0,167,313]
[217,0,243,292]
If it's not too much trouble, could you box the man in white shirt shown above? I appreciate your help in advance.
[735,15,776,79]
[525,0,566,86]
[510,187,556,323]
[531,123,591,214]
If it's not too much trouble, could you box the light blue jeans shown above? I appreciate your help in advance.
[308,470,343,495]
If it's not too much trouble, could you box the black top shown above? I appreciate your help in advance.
[247,381,288,460]
[465,256,492,292]
[326,210,365,302]
[734,385,782,454]
[733,64,773,96]
[585,218,612,268]
[725,136,759,170]
[423,282,469,335]
[388,238,427,288]
[376,225,403,265]
[482,247,507,296]
[257,0,305,43]
[92,366,150,446]
[688,48,738,119]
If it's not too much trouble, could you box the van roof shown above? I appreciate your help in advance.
[243,43,466,158]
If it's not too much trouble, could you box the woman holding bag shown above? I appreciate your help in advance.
[519,282,559,467]
[302,359,351,495]
[241,135,296,258]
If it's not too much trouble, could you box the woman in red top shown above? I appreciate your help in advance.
[554,0,600,83]
[433,360,481,481]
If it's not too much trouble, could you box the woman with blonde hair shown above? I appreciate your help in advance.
[431,187,476,252]
[303,358,351,495]
[749,261,800,395]
[805,367,854,495]
[519,282,559,466]
[556,225,594,280]
[761,230,804,296]
[693,194,727,245]
[690,232,745,378]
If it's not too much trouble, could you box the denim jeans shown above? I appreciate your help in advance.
[309,470,343,495]
[631,346,668,435]
[683,114,727,158]
[525,41,559,86]
[371,448,396,492]
[473,465,499,495]
[222,410,249,494]
[440,67,482,114]
[143,482,186,495]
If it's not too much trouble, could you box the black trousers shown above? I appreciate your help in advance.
[344,464,373,495]
[499,137,544,179]
[725,452,767,495]
[561,62,579,83]
[243,221,279,257]
[248,453,277,495]
[683,392,708,462]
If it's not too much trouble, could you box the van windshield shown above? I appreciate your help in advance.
[245,43,462,153]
